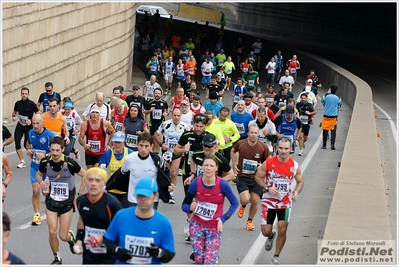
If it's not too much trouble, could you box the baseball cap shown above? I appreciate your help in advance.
[305,86,311,93]
[216,72,222,76]
[307,79,313,83]
[64,101,73,108]
[285,106,295,116]
[112,131,125,142]
[90,106,100,113]
[201,133,218,147]
[209,91,218,99]
[134,177,158,197]
[132,85,140,90]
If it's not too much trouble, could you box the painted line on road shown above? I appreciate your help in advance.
[373,102,397,146]
[380,77,396,84]
[16,214,47,230]
[241,132,322,265]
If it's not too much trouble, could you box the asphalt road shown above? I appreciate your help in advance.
[3,13,396,266]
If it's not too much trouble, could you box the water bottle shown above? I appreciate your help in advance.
[43,177,50,193]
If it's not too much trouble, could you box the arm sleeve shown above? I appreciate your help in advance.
[219,179,239,223]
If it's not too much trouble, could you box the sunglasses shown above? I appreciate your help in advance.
[203,144,214,148]
[194,115,207,123]
[46,90,52,92]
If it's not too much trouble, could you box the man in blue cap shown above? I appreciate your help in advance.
[104,177,175,264]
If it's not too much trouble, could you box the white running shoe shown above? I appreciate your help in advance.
[271,255,280,265]
[17,161,26,168]
[265,229,277,251]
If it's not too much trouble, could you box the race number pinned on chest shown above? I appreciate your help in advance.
[88,140,101,153]
[126,134,138,148]
[242,158,258,174]
[125,235,153,264]
[50,182,69,201]
[194,201,217,221]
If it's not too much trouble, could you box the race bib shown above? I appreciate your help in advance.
[218,59,224,65]
[114,122,123,132]
[88,140,101,153]
[278,101,286,108]
[274,180,289,193]
[226,68,232,74]
[235,122,245,134]
[125,235,153,264]
[243,67,248,73]
[45,105,50,112]
[152,109,162,120]
[32,149,46,164]
[242,158,258,174]
[290,67,296,74]
[248,80,255,86]
[50,182,69,201]
[196,165,203,178]
[126,134,138,148]
[187,151,194,165]
[237,48,242,53]
[194,201,217,221]
[66,120,74,130]
[300,115,308,125]
[167,137,179,151]
[150,65,157,72]
[18,115,28,126]
[85,226,107,254]
[177,69,184,76]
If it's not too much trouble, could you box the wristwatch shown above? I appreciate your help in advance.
[2,182,8,188]
[264,187,269,193]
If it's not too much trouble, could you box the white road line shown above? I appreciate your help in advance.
[373,102,397,146]
[380,77,396,84]
[241,133,322,265]
[16,214,47,229]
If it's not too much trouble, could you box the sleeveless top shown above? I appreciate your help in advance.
[85,119,106,156]
[43,112,63,136]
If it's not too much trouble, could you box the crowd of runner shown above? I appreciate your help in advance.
[2,12,343,266]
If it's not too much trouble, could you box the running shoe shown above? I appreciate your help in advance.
[74,149,81,161]
[167,90,171,95]
[51,257,62,265]
[246,220,255,231]
[298,151,303,156]
[178,169,182,176]
[265,229,277,251]
[185,235,191,243]
[237,206,245,218]
[168,194,175,204]
[216,255,221,265]
[17,161,26,168]
[68,230,76,254]
[189,251,194,261]
[321,146,326,149]
[31,213,42,226]
[331,145,335,150]
[271,255,280,265]
[164,89,168,95]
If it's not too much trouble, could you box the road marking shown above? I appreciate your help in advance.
[16,214,47,230]
[380,77,396,84]
[373,102,397,146]
[240,133,322,265]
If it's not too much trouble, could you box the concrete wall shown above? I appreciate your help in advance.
[2,2,138,118]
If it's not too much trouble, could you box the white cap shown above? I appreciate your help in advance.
[307,79,313,83]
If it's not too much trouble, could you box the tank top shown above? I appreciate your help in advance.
[113,106,128,132]
[45,157,75,204]
[43,92,57,112]
[190,103,203,115]
[194,176,224,227]
[85,119,106,156]
[43,112,63,137]
[108,147,129,175]
[262,156,298,209]
[172,95,188,111]
[288,60,299,74]
[278,115,297,145]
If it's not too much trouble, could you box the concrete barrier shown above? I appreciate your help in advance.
[297,52,391,243]
[177,3,221,25]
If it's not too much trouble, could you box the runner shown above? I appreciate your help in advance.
[222,56,235,90]
[12,87,39,168]
[60,100,82,160]
[155,109,190,204]
[182,155,238,265]
[242,67,260,95]
[37,82,62,113]
[296,93,316,156]
[231,78,249,110]
[163,56,176,95]
[286,55,300,86]
[142,75,162,102]
[73,167,123,264]
[124,104,149,152]
[2,153,12,201]
[213,107,241,163]
[103,177,175,264]
[2,125,14,153]
[37,136,86,265]
[42,98,70,147]
[27,113,56,225]
[248,108,277,155]
[99,131,133,208]
[82,92,111,121]
[231,100,254,140]
[273,106,302,158]
[78,106,115,169]
[255,136,304,265]
[231,124,271,231]
[110,98,128,132]
[126,85,146,109]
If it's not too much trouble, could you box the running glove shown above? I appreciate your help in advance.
[116,247,132,262]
